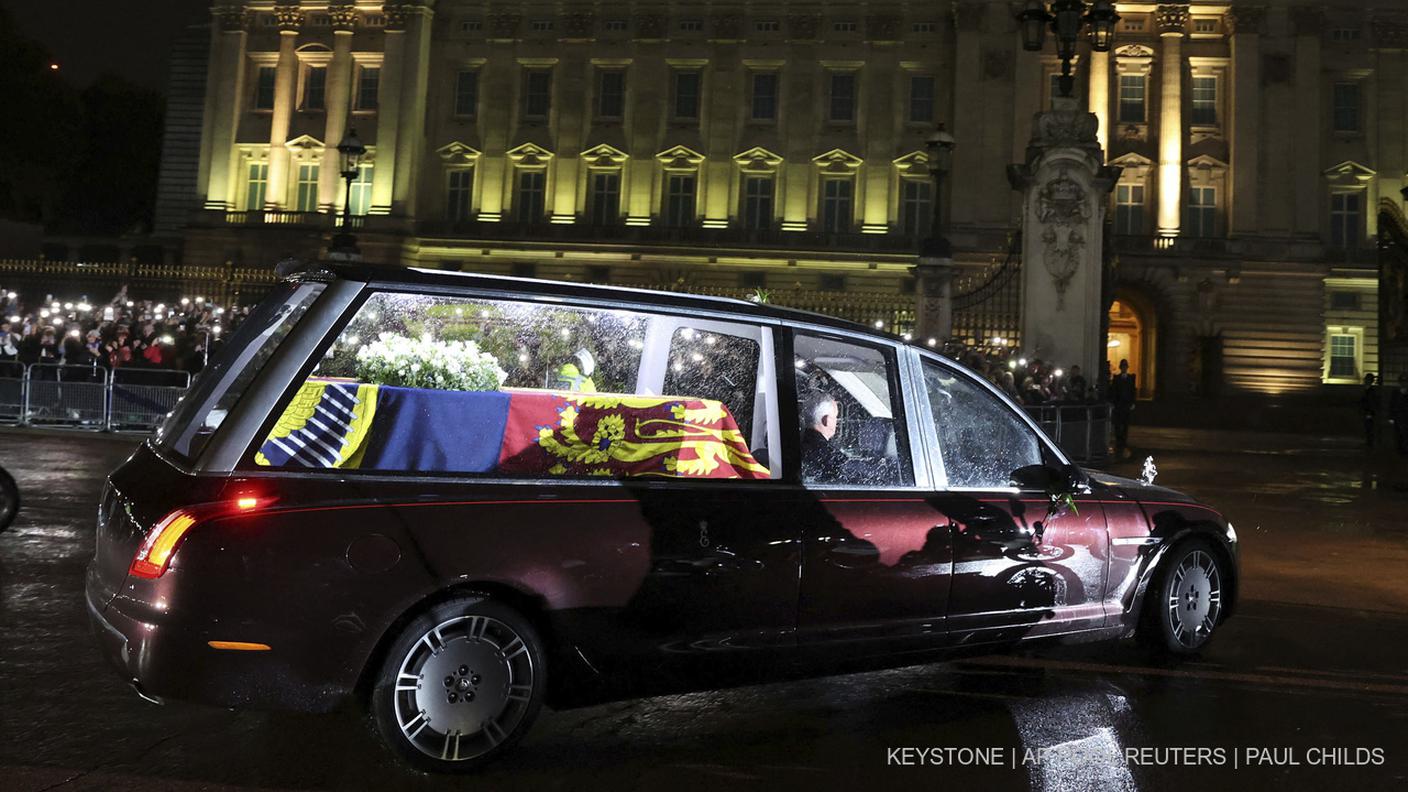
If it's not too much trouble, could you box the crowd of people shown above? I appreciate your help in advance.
[940,340,1098,406]
[0,285,247,376]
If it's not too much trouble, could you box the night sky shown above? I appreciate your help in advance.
[3,0,209,91]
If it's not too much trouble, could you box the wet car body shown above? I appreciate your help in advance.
[85,264,1237,763]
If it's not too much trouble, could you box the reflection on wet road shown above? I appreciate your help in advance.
[2,426,1406,791]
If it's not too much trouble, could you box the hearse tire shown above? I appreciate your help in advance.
[1139,538,1226,657]
[370,595,546,773]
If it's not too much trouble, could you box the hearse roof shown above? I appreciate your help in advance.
[294,260,900,342]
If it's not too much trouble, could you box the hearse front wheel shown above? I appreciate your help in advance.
[1142,539,1226,655]
[371,596,545,772]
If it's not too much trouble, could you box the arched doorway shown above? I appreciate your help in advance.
[1107,294,1156,399]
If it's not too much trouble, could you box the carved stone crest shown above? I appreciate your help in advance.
[1035,109,1099,147]
[1226,5,1266,35]
[1041,226,1085,309]
[1037,174,1089,227]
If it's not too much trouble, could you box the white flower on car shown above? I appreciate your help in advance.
[354,333,507,391]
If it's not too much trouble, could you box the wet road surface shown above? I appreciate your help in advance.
[1,426,1406,791]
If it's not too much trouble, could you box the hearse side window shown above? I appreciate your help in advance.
[154,283,325,463]
[793,333,913,487]
[251,292,780,480]
[922,359,1042,489]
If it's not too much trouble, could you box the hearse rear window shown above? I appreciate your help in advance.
[252,292,781,480]
[155,282,325,463]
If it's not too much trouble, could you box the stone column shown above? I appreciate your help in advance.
[1291,6,1323,236]
[391,2,433,216]
[201,5,251,210]
[1228,5,1264,235]
[1087,49,1110,156]
[319,4,358,212]
[949,2,984,228]
[265,5,304,210]
[1009,98,1120,376]
[370,4,408,214]
[1155,4,1188,237]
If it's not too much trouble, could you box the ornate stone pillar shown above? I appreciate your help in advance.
[1155,4,1188,237]
[202,4,251,210]
[265,4,304,210]
[1228,6,1264,235]
[1008,99,1120,376]
[913,258,954,345]
[320,4,358,212]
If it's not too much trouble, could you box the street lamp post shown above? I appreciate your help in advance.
[1016,0,1120,98]
[924,124,956,260]
[330,128,366,258]
[913,124,957,346]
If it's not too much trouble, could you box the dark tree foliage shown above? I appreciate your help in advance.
[0,7,163,236]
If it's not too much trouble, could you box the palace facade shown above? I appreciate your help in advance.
[161,1,1408,397]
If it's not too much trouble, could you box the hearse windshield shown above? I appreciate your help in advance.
[153,282,325,463]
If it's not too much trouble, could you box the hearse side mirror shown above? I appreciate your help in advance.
[1009,463,1087,495]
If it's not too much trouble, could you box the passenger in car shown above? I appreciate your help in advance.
[800,389,849,482]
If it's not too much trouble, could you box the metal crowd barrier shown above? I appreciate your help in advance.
[1023,402,1111,464]
[0,362,189,432]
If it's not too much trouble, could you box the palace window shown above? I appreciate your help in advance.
[679,20,703,32]
[673,71,701,120]
[828,72,856,122]
[751,72,778,121]
[460,20,482,33]
[742,176,774,231]
[664,174,697,226]
[820,178,854,233]
[446,168,474,221]
[912,22,936,33]
[254,66,277,110]
[1185,186,1216,238]
[900,180,931,237]
[597,70,626,119]
[604,20,628,32]
[589,172,621,225]
[302,66,327,111]
[1328,332,1359,379]
[1330,192,1363,249]
[530,20,554,32]
[244,162,268,210]
[909,75,934,124]
[455,70,478,117]
[355,66,380,111]
[523,69,552,119]
[348,164,373,215]
[1118,74,1146,123]
[516,170,546,222]
[756,20,780,32]
[833,21,858,33]
[1191,76,1217,125]
[295,164,320,212]
[1115,183,1145,235]
[1333,82,1360,132]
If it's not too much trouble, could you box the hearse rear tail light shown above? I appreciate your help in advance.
[129,497,268,579]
